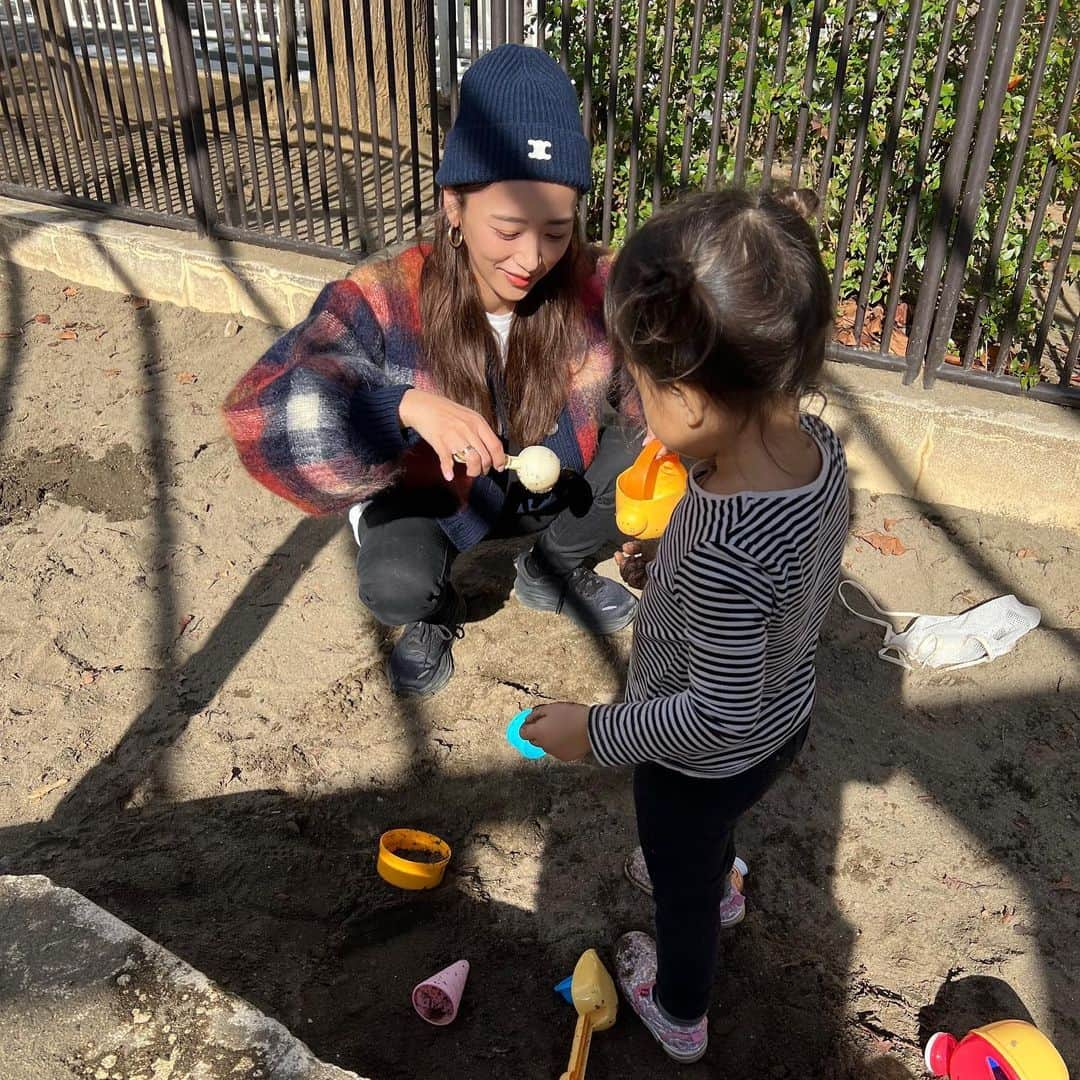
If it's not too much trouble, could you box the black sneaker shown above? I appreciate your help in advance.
[387,591,467,697]
[513,550,637,635]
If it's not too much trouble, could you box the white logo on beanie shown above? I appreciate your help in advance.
[527,139,553,161]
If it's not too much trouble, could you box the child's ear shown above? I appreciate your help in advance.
[670,382,709,429]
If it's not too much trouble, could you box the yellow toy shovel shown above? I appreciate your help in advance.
[558,949,618,1080]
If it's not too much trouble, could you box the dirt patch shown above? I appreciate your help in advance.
[391,848,446,864]
[0,265,1078,1080]
[0,443,149,525]
[413,985,454,1021]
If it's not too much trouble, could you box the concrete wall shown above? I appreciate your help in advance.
[822,366,1079,531]
[2,195,1077,531]
[0,197,342,329]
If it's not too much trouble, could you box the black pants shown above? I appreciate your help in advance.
[634,722,810,1022]
[355,424,638,626]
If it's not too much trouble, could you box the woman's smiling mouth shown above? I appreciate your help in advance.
[500,268,533,290]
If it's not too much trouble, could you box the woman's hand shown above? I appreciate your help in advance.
[399,388,506,482]
[520,702,591,761]
[614,540,655,589]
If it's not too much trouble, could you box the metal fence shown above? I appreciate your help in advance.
[0,0,450,255]
[552,0,1079,406]
[0,0,1076,404]
[0,0,535,253]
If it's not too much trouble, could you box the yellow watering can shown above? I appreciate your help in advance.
[615,439,688,540]
[558,949,617,1080]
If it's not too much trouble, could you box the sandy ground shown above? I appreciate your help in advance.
[0,263,1078,1080]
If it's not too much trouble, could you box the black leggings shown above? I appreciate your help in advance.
[634,722,810,1022]
[355,424,639,626]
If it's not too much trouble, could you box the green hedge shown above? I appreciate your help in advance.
[543,0,1078,384]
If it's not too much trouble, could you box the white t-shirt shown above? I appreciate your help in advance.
[487,310,513,363]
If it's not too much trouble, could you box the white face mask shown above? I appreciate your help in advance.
[838,581,1041,671]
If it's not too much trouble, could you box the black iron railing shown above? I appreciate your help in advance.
[550,0,1079,406]
[1,0,1076,404]
[0,0,450,253]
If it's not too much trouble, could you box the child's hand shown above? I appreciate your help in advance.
[615,541,653,589]
[520,703,590,761]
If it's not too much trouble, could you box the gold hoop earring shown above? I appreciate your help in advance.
[448,223,463,249]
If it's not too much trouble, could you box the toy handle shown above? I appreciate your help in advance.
[559,1013,594,1080]
[625,439,678,498]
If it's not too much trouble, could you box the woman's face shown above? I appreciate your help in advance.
[445,181,578,314]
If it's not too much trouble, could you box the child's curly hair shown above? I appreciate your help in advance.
[606,187,833,421]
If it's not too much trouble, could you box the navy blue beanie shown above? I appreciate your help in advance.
[435,45,592,193]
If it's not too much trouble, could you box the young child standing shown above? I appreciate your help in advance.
[521,187,849,1063]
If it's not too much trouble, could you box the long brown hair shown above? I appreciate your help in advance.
[420,191,590,447]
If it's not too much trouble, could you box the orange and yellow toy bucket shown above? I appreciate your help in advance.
[377,828,451,890]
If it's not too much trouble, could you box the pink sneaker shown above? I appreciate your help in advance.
[624,848,748,928]
[614,931,708,1064]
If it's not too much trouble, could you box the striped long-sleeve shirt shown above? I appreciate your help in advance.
[588,414,848,778]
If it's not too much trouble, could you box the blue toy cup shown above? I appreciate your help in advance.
[506,709,546,759]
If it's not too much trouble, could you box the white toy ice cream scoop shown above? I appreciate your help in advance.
[506,445,562,493]
[453,444,562,494]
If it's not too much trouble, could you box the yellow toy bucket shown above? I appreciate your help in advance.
[377,828,451,890]
[615,439,688,540]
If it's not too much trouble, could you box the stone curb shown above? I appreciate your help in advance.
[0,874,365,1080]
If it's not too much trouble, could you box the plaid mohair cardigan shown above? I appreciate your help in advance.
[223,244,624,551]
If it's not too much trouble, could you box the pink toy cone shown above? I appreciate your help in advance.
[412,959,470,1026]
